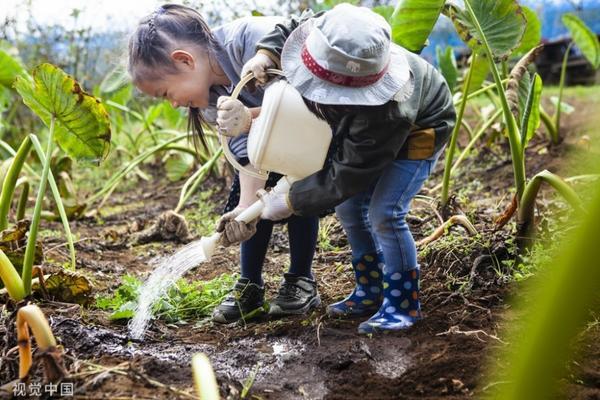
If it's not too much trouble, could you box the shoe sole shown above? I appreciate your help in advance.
[212,304,267,324]
[268,295,321,316]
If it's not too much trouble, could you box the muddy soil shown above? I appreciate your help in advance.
[1,92,599,399]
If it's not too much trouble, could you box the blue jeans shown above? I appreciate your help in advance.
[335,155,439,271]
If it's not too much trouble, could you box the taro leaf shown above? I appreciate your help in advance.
[467,51,489,94]
[0,47,28,87]
[42,269,94,305]
[13,63,111,163]
[390,0,446,53]
[444,0,526,62]
[514,6,542,55]
[0,220,43,269]
[517,71,532,119]
[165,152,195,182]
[0,219,29,243]
[562,13,600,69]
[520,73,542,148]
[436,46,458,93]
[372,5,394,22]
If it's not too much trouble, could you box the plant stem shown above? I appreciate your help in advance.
[17,304,57,379]
[175,148,222,213]
[517,169,584,239]
[0,136,32,230]
[554,42,573,144]
[451,108,503,174]
[88,132,188,205]
[539,108,558,144]
[464,0,526,200]
[29,134,77,270]
[192,353,219,400]
[22,117,55,295]
[0,249,26,301]
[441,53,477,207]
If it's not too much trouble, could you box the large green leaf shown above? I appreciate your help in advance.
[514,6,542,55]
[372,5,394,22]
[444,0,526,61]
[516,71,532,118]
[13,63,111,163]
[520,73,542,148]
[390,0,446,53]
[436,46,458,93]
[562,13,600,69]
[0,47,28,87]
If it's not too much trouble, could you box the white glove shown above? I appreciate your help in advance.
[258,180,293,221]
[216,96,252,137]
[241,52,277,87]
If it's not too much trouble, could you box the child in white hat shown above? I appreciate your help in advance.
[217,4,456,333]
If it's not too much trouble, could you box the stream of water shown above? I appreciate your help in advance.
[128,240,207,340]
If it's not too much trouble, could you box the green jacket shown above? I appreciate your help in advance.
[256,11,456,217]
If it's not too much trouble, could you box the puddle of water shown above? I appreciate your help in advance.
[128,240,207,340]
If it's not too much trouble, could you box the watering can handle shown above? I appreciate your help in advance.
[219,69,286,180]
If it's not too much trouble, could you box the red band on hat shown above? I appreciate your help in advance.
[301,44,388,87]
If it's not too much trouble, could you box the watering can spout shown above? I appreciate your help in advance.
[199,233,221,260]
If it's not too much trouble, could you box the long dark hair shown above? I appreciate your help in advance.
[128,4,220,153]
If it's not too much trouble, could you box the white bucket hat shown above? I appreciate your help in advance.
[281,3,413,106]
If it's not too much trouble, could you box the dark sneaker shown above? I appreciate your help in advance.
[269,273,321,316]
[212,278,266,324]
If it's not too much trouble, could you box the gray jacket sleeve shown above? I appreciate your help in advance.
[289,104,412,216]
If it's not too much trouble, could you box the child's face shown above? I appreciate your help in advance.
[135,47,226,109]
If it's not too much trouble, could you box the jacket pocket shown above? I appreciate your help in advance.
[404,127,435,160]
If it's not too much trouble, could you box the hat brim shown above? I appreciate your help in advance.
[281,18,413,106]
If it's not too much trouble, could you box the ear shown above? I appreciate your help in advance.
[170,50,195,70]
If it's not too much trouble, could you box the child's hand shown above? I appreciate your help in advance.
[257,189,293,221]
[216,96,252,137]
[216,207,259,247]
[241,52,276,89]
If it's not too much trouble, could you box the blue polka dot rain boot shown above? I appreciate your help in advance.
[327,253,384,317]
[358,268,421,334]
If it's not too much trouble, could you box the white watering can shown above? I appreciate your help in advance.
[199,69,332,257]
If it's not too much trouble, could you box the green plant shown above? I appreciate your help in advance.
[96,273,237,322]
[389,0,446,53]
[442,0,584,247]
[317,215,341,252]
[488,165,600,399]
[16,304,65,381]
[11,63,110,296]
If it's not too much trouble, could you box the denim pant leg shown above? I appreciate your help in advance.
[335,189,382,258]
[368,158,437,271]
